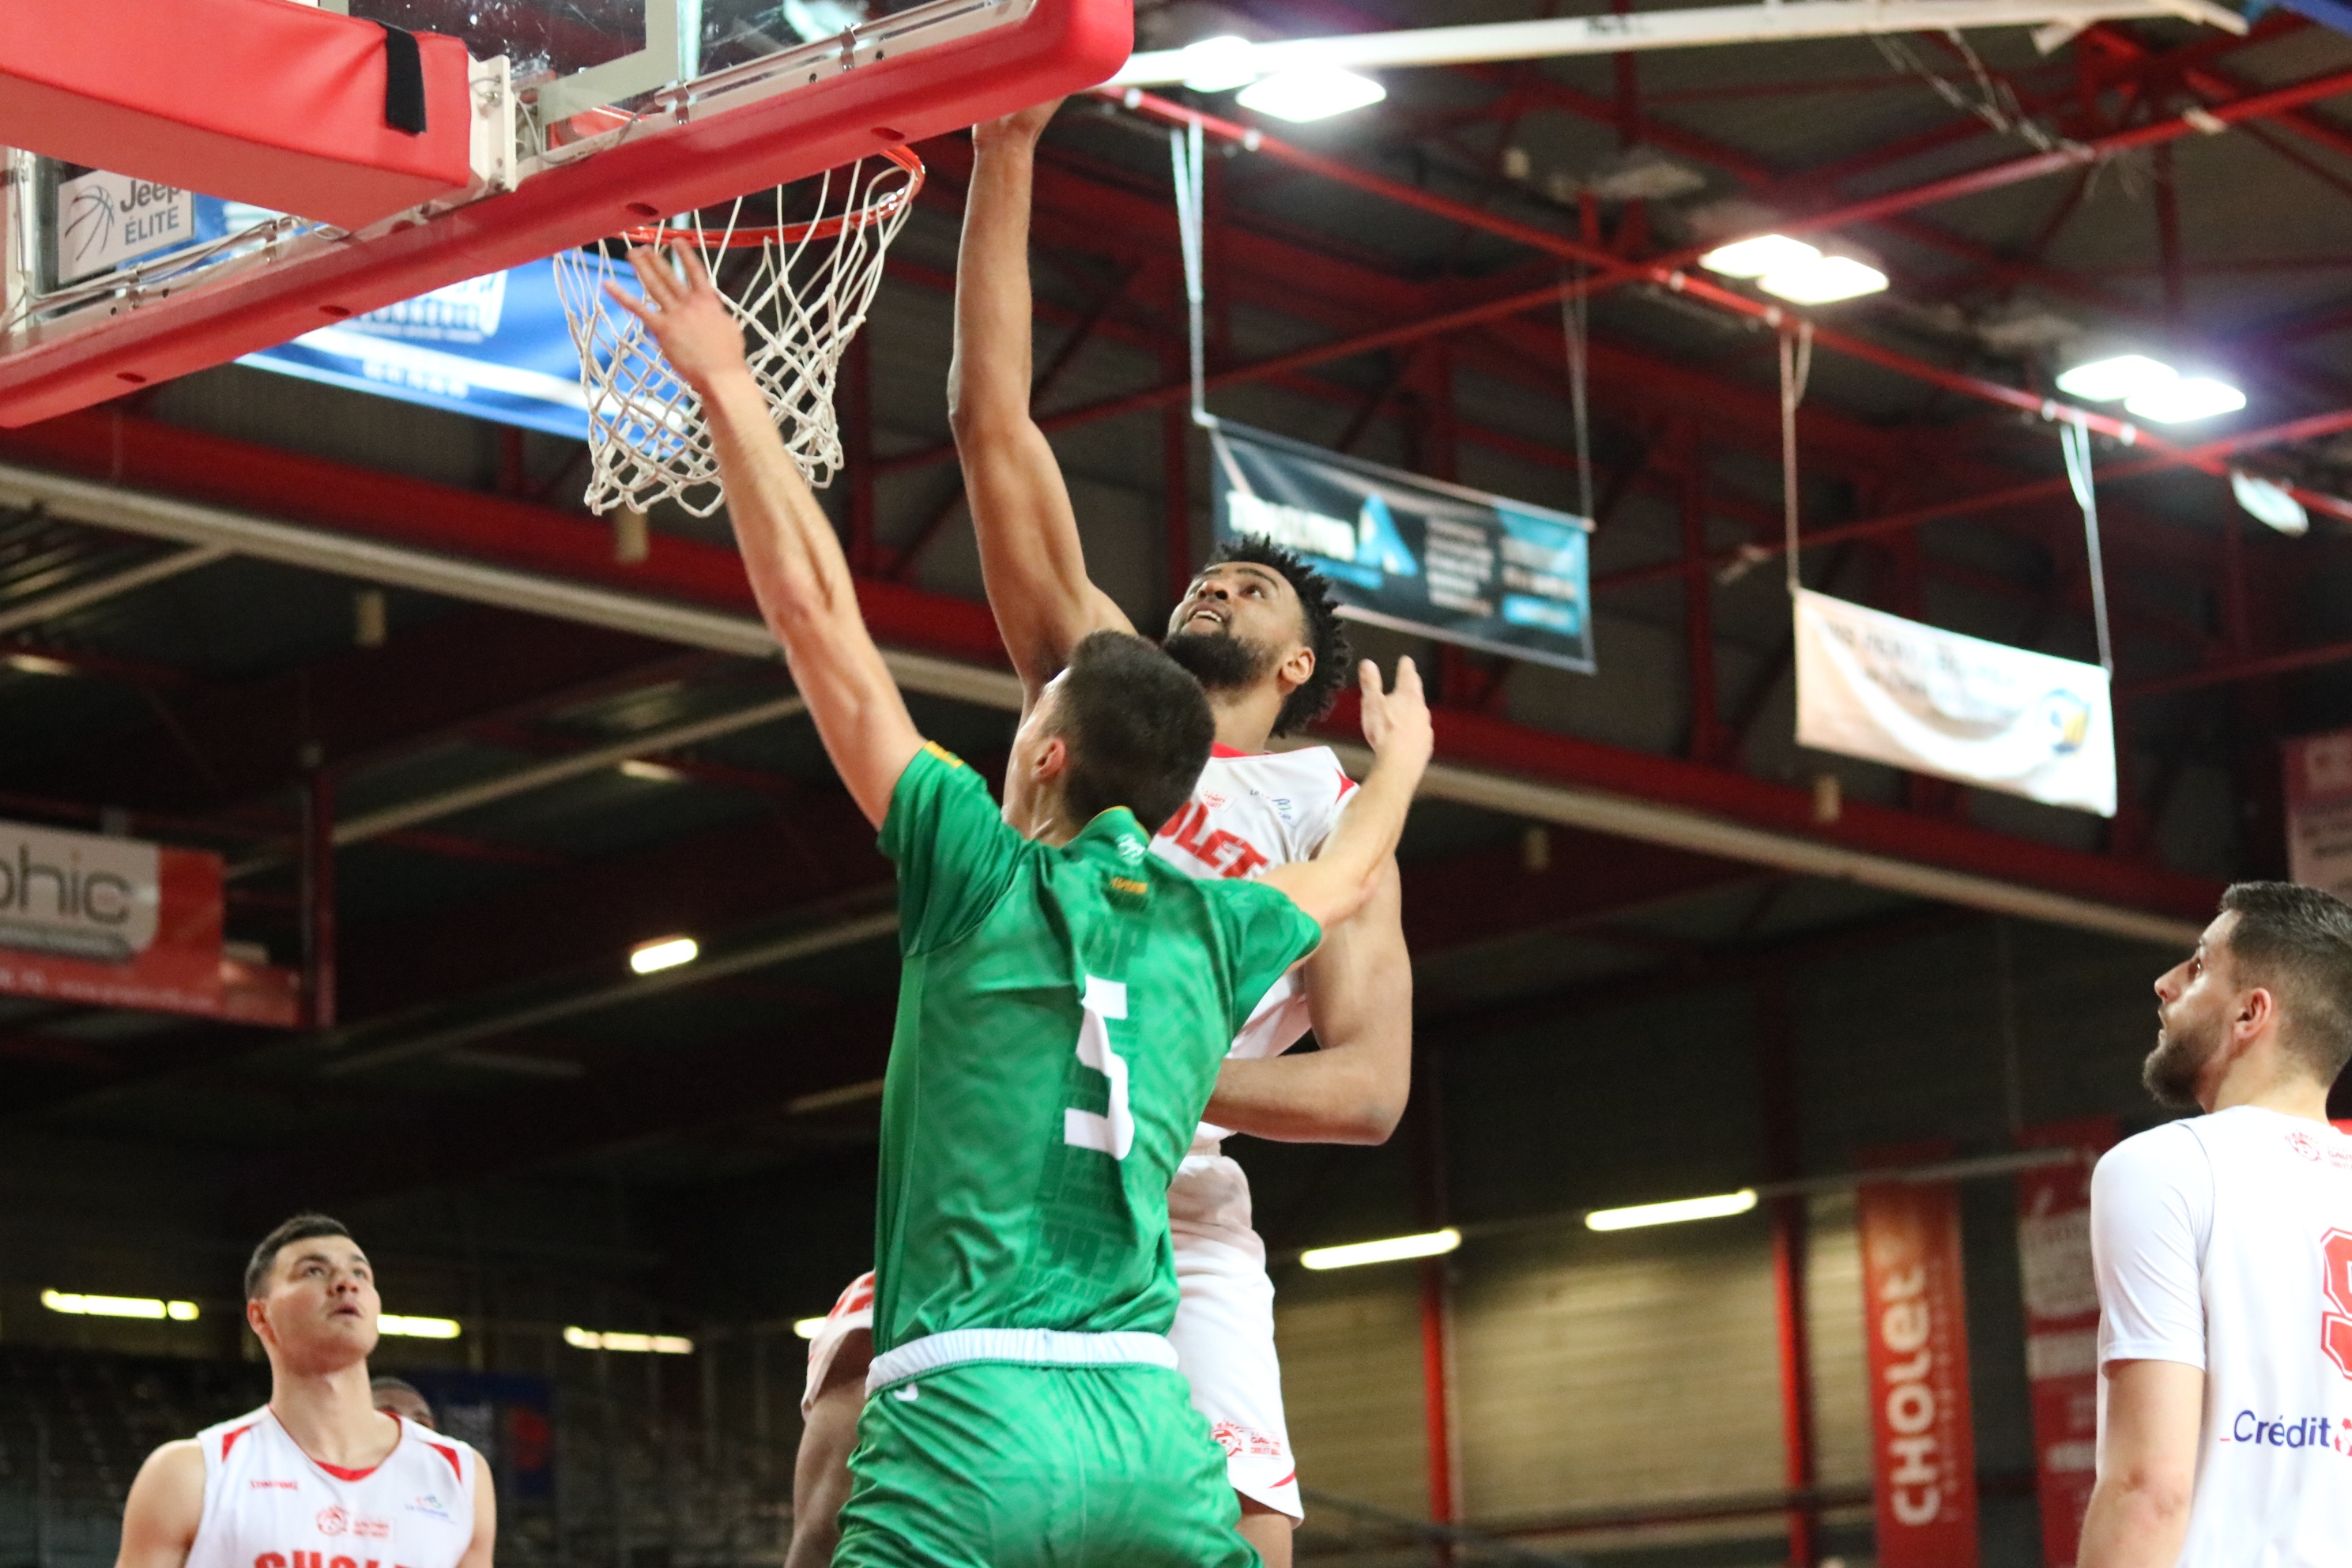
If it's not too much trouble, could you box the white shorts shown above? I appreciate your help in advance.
[1168,1152,1301,1522]
[801,1271,874,1417]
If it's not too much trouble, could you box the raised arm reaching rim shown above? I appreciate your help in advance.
[605,245,924,827]
[950,98,1133,708]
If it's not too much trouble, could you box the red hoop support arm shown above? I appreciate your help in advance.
[0,0,1132,427]
[0,0,477,231]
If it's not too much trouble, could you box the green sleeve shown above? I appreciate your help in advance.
[879,743,1027,954]
[1209,880,1325,1038]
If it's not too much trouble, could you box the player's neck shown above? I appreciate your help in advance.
[267,1359,397,1468]
[2205,1046,2332,1121]
[1208,686,1279,756]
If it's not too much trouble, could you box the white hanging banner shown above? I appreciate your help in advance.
[1794,590,2116,817]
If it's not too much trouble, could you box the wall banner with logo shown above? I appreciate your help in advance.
[2013,1119,2116,1568]
[1794,589,2116,817]
[1207,418,1596,674]
[1859,1178,1981,1568]
[2283,727,2352,902]
[0,819,224,1015]
[404,1371,555,1502]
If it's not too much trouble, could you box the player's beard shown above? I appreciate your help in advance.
[1163,626,1279,693]
[2142,1006,2221,1108]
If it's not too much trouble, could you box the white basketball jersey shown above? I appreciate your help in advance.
[2090,1107,2352,1566]
[1151,744,1357,1148]
[185,1406,480,1568]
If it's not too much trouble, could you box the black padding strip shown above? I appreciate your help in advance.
[378,23,427,135]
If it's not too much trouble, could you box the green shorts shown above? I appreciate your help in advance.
[833,1361,1260,1568]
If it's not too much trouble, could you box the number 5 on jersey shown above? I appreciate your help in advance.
[1064,975,1133,1160]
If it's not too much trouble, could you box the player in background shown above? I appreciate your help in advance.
[610,243,1432,1567]
[944,96,1415,1566]
[115,1215,495,1568]
[2079,883,2352,1568]
[371,1378,436,1430]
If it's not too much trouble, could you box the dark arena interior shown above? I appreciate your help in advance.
[3,2,2352,1566]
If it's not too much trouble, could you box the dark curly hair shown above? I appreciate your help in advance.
[1205,536,1351,737]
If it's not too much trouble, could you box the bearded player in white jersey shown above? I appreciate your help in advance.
[2080,882,2352,1568]
[784,98,1415,1568]
[116,1216,495,1568]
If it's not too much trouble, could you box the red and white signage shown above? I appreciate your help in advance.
[2284,727,2352,902]
[0,817,263,1019]
[1859,1178,1981,1568]
[2013,1121,2116,1568]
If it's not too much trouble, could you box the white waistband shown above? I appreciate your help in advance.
[865,1329,1178,1393]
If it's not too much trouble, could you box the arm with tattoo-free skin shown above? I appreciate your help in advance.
[115,1442,203,1568]
[1207,860,1412,1144]
[948,98,1129,706]
[608,247,922,828]
[1260,661,1428,933]
[2075,1359,2202,1568]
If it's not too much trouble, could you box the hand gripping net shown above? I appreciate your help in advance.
[552,145,923,518]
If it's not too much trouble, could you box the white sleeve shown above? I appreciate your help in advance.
[2090,1126,2211,1370]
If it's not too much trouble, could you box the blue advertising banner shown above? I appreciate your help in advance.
[401,1370,556,1502]
[1207,418,1595,674]
[198,198,590,439]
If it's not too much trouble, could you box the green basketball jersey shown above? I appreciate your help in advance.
[870,743,1322,1353]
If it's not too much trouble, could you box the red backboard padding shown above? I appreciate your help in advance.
[0,0,1133,426]
[0,0,474,230]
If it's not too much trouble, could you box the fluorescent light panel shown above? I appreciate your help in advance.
[379,1314,462,1339]
[629,935,698,974]
[792,1317,828,1340]
[617,758,684,782]
[2124,375,2246,423]
[1759,254,1886,305]
[1298,1227,1461,1270]
[1585,1189,1758,1231]
[1698,234,1821,279]
[564,1326,693,1354]
[2231,471,2308,537]
[2054,353,2176,402]
[1237,66,1386,122]
[43,1290,198,1321]
[1178,34,1259,92]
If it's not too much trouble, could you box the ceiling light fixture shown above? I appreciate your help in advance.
[2124,375,2246,424]
[630,935,698,975]
[1178,34,1260,92]
[564,1326,694,1354]
[1298,1227,1461,1270]
[378,1314,462,1339]
[1758,254,1887,305]
[617,758,684,782]
[793,1316,828,1340]
[2054,352,2177,402]
[1236,66,1386,122]
[2231,471,2309,537]
[6,653,76,677]
[43,1290,198,1320]
[1698,233,1822,279]
[1585,1189,1758,1231]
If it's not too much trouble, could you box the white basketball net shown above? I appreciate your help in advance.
[551,147,922,519]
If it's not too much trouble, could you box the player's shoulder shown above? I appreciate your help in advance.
[2098,1118,2207,1178]
[190,1405,268,1460]
[399,1419,481,1486]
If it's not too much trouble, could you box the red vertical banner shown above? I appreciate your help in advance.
[1859,1179,1981,1568]
[2014,1119,2116,1568]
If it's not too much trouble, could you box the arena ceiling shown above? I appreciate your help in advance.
[4,0,2350,1205]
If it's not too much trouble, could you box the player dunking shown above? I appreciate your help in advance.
[115,1215,495,1568]
[611,243,1432,1566]
[789,96,1418,1568]
[2079,883,2352,1566]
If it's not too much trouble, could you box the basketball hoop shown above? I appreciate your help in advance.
[552,145,924,518]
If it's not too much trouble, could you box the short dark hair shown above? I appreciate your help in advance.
[2218,881,2352,1084]
[371,1376,434,1424]
[244,1213,353,1299]
[1206,537,1351,737]
[1050,631,1215,832]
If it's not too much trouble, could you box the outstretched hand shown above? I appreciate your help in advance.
[1357,657,1432,773]
[972,97,1062,149]
[603,244,748,398]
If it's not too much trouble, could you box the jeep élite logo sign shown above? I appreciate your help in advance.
[1859,1178,1981,1568]
[0,820,160,961]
